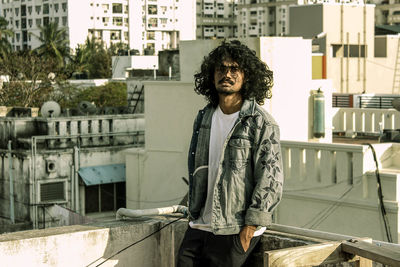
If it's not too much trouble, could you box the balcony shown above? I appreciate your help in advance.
[204,29,215,38]
[388,14,400,23]
[248,25,258,36]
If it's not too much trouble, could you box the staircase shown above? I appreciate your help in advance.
[127,82,144,113]
[392,38,400,93]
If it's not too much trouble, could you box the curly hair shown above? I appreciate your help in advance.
[194,40,273,107]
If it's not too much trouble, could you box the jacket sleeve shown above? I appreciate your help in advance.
[245,123,284,227]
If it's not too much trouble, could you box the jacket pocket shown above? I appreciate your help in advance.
[228,138,251,171]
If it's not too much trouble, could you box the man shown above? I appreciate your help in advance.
[177,40,283,267]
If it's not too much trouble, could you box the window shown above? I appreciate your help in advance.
[110,30,121,40]
[36,18,41,26]
[22,31,27,42]
[43,3,49,14]
[148,18,157,27]
[15,7,19,16]
[102,17,109,23]
[84,183,125,214]
[28,18,32,27]
[54,17,59,24]
[113,17,122,26]
[62,16,67,26]
[21,5,26,16]
[147,31,155,40]
[54,3,58,12]
[332,44,366,58]
[43,16,49,25]
[148,5,157,15]
[15,20,19,28]
[160,18,167,24]
[62,3,67,12]
[21,18,26,28]
[112,3,122,13]
[16,33,20,42]
[35,5,41,14]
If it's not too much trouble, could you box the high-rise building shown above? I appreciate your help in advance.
[196,0,238,39]
[0,0,196,55]
[236,0,295,37]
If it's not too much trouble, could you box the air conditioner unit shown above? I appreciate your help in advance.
[39,180,67,203]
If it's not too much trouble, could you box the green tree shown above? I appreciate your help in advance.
[68,82,127,108]
[70,37,112,79]
[0,16,13,56]
[0,51,58,107]
[32,22,69,67]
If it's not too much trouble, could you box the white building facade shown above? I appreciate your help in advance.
[196,0,238,39]
[0,0,196,55]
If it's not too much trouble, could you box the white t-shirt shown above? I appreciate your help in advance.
[190,106,266,237]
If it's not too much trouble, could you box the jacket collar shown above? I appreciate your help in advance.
[239,99,256,118]
[203,99,256,126]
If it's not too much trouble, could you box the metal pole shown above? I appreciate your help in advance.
[153,65,156,80]
[74,146,80,213]
[169,66,172,80]
[8,140,14,224]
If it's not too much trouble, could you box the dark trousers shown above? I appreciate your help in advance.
[176,227,260,267]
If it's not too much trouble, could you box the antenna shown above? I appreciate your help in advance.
[40,101,61,118]
[77,101,97,115]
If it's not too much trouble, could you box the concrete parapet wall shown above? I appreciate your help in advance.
[0,216,187,267]
[333,107,400,134]
[278,140,400,243]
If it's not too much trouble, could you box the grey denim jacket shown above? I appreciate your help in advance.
[187,99,284,235]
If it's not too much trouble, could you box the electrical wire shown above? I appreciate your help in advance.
[85,216,184,267]
[364,143,393,243]
[283,174,363,193]
[301,179,361,229]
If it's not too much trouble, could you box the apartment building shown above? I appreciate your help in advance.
[0,0,195,55]
[373,0,400,25]
[196,0,238,39]
[235,0,297,37]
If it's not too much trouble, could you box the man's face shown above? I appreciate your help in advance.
[214,58,245,95]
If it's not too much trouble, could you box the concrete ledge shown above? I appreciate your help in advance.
[0,215,187,267]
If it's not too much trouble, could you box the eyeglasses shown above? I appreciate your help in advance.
[215,64,241,74]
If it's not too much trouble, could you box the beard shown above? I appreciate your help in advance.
[215,78,238,95]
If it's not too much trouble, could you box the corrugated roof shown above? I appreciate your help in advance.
[78,164,126,186]
[376,25,400,35]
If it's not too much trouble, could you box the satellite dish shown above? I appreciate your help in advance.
[103,107,118,115]
[40,101,61,118]
[393,98,400,112]
[77,101,97,115]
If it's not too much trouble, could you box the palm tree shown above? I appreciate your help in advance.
[32,22,70,67]
[0,16,13,56]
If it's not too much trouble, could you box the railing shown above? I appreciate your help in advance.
[332,107,400,134]
[281,140,368,186]
[358,95,397,109]
[332,94,353,108]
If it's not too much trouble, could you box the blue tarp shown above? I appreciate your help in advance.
[78,164,126,186]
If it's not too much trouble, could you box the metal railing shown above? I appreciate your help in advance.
[358,95,397,109]
[332,94,353,108]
